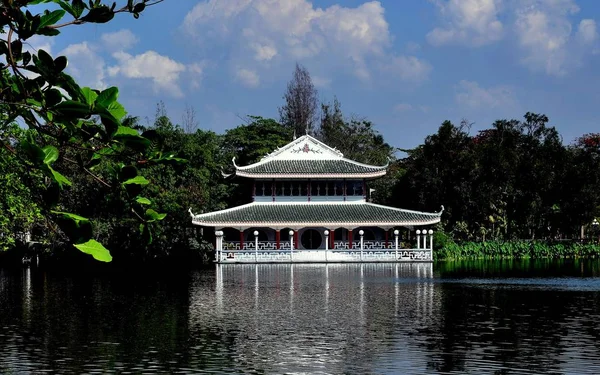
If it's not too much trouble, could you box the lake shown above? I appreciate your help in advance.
[2,260,600,374]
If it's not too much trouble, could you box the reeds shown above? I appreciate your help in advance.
[435,240,600,260]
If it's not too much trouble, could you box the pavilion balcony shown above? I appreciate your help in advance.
[215,230,435,263]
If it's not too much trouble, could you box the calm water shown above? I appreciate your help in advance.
[2,260,600,374]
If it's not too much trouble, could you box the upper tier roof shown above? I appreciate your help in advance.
[232,134,388,179]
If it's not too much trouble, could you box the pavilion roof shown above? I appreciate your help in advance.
[190,202,443,228]
[232,134,388,179]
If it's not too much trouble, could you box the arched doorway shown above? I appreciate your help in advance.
[301,229,322,249]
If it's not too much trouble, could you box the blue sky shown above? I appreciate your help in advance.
[30,0,600,150]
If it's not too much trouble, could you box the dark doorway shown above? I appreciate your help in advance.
[301,229,322,249]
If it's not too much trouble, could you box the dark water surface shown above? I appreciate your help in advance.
[2,260,600,374]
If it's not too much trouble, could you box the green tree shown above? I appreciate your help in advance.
[221,116,293,206]
[0,0,172,262]
[0,125,43,250]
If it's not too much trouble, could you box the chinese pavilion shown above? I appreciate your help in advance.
[189,134,443,263]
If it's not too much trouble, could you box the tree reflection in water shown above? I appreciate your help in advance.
[1,261,600,373]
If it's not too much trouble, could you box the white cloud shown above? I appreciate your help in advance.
[513,0,595,76]
[235,68,260,87]
[101,29,139,51]
[109,51,187,96]
[60,42,106,89]
[577,19,598,44]
[183,0,429,84]
[427,0,503,46]
[251,43,278,61]
[24,35,54,55]
[393,103,430,113]
[455,80,514,109]
[187,62,205,89]
[312,75,332,88]
[384,55,432,82]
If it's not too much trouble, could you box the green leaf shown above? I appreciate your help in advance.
[54,56,68,73]
[72,0,86,18]
[98,110,120,137]
[20,139,45,164]
[36,49,55,72]
[45,88,63,106]
[74,239,112,262]
[122,176,149,186]
[136,197,151,205]
[42,145,59,165]
[54,100,91,117]
[81,87,98,106]
[37,27,61,37]
[45,165,72,188]
[96,87,119,107]
[146,209,166,222]
[51,211,89,225]
[39,10,66,29]
[114,126,139,137]
[107,101,127,120]
[57,1,76,18]
[80,5,115,23]
[91,147,116,160]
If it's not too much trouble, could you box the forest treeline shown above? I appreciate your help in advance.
[2,98,599,263]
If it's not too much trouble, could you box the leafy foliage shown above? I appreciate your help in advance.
[0,0,167,261]
[435,240,600,260]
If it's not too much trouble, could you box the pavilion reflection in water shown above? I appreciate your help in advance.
[188,263,436,373]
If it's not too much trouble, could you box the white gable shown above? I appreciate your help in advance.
[263,135,344,161]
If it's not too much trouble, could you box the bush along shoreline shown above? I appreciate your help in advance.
[434,240,600,261]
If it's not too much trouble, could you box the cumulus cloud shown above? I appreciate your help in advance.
[384,55,432,82]
[235,68,260,87]
[455,80,515,109]
[513,0,598,75]
[101,29,139,51]
[393,103,430,113]
[60,42,106,89]
[56,29,198,97]
[427,0,503,46]
[577,19,598,44]
[108,51,188,97]
[183,0,431,84]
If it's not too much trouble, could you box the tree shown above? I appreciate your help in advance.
[0,1,174,262]
[279,63,318,136]
[0,124,43,251]
[182,104,199,134]
[221,116,293,206]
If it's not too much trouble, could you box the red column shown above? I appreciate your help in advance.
[239,230,244,250]
[385,230,389,249]
[294,232,299,248]
[330,230,335,249]
[348,229,353,249]
[276,230,280,250]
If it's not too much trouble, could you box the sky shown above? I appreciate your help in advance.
[28,0,600,150]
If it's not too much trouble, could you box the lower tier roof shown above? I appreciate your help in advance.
[190,201,443,228]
